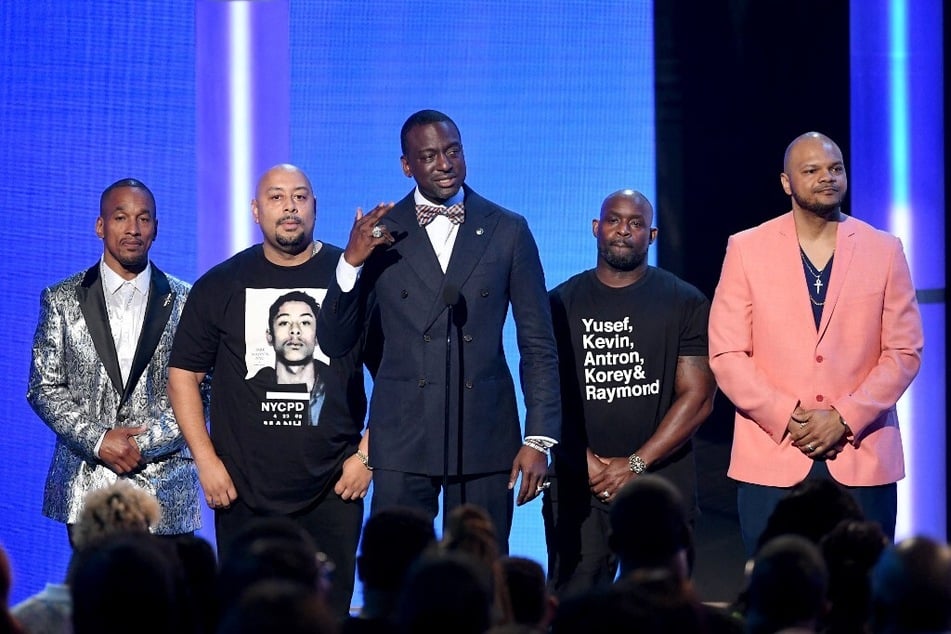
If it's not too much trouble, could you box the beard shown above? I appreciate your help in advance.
[598,244,647,272]
[791,188,843,217]
[275,231,310,253]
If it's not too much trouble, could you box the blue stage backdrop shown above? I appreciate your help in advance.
[0,0,655,606]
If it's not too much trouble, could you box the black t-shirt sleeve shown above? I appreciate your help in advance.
[678,285,710,358]
[169,273,225,372]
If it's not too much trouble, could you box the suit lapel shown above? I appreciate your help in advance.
[422,189,498,329]
[76,264,124,396]
[776,214,822,343]
[122,264,174,404]
[817,217,857,340]
[389,196,444,299]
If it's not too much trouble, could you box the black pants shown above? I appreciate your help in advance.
[542,473,617,599]
[370,469,513,554]
[215,486,364,618]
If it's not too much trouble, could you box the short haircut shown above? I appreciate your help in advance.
[397,552,493,634]
[358,506,435,590]
[99,178,156,216]
[400,109,460,155]
[267,291,320,333]
[756,478,864,553]
[499,556,547,626]
[609,474,692,570]
[746,535,828,634]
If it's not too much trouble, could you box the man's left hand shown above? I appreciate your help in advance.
[587,455,635,503]
[335,454,372,501]
[509,445,548,506]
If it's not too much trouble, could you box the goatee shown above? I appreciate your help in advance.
[276,233,310,254]
[598,246,645,272]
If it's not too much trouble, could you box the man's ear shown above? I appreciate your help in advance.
[95,216,104,239]
[400,156,412,178]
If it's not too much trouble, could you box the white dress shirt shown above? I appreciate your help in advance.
[95,258,150,457]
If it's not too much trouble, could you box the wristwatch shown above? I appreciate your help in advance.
[628,453,647,474]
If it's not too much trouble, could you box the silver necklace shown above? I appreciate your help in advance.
[800,248,832,305]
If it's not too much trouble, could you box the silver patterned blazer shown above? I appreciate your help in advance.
[27,262,201,534]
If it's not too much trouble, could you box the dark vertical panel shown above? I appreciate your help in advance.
[655,0,850,296]
[655,0,851,601]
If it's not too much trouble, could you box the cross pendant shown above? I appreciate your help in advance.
[813,277,823,294]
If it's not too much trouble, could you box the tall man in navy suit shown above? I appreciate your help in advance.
[317,110,561,549]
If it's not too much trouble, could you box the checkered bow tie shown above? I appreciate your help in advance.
[415,202,465,227]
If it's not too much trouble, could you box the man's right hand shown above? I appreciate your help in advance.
[99,426,146,474]
[342,202,395,267]
[196,455,238,510]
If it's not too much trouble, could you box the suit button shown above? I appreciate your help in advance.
[816,355,824,363]
[465,379,473,389]
[117,412,128,422]
[401,290,409,299]
[463,334,473,343]
[423,335,432,342]
[418,379,427,388]
[816,394,824,402]
[480,289,489,297]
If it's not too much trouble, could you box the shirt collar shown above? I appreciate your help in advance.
[100,257,151,295]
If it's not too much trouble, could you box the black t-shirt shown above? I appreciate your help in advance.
[549,267,709,506]
[169,243,366,513]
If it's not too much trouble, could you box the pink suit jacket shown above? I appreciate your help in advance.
[709,212,923,487]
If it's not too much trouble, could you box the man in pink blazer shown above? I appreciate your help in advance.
[709,132,923,555]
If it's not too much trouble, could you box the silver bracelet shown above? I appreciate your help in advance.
[355,449,373,471]
[523,438,551,456]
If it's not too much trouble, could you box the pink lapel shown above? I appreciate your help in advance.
[817,216,857,340]
[774,213,821,344]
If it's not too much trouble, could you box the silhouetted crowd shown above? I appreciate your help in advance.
[3,476,951,634]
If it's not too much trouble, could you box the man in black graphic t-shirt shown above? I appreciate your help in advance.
[167,164,371,617]
[544,189,717,598]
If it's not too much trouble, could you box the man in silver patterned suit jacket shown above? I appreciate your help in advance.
[27,178,200,540]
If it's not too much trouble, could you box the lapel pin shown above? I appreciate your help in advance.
[476,227,484,236]
[163,294,172,307]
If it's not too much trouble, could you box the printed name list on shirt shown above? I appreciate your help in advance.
[581,317,659,403]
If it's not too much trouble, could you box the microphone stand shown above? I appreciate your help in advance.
[442,298,453,533]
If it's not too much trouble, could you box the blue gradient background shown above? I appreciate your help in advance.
[0,0,655,605]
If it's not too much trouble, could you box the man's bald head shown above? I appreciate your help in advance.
[783,132,842,173]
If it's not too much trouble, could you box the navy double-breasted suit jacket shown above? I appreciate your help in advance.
[319,187,561,476]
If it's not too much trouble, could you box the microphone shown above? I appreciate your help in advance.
[443,285,460,308]
[442,284,460,525]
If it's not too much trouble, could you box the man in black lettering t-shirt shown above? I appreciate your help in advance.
[167,164,371,617]
[544,189,717,598]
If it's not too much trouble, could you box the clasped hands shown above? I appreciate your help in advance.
[788,406,848,460]
[99,425,146,474]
